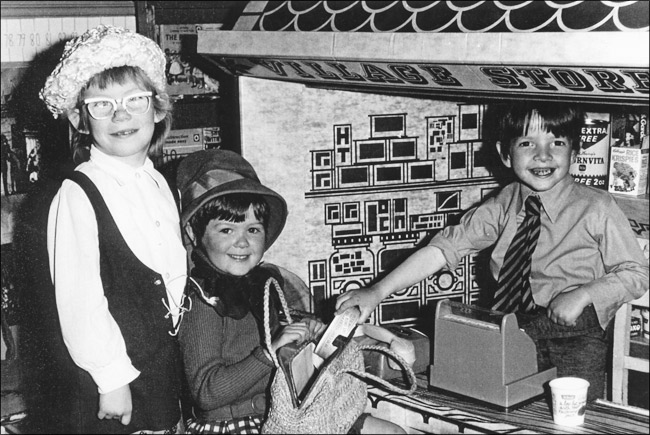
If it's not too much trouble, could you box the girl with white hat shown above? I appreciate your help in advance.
[42,25,188,433]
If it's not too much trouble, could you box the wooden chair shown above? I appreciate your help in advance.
[610,290,649,405]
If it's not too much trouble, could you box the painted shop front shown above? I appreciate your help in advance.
[195,1,649,330]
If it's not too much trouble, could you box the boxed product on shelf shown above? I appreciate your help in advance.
[608,146,648,196]
[162,127,222,164]
[203,126,222,148]
[158,24,222,95]
[163,127,205,162]
[630,316,641,338]
[570,112,610,189]
[159,24,223,53]
[611,111,648,148]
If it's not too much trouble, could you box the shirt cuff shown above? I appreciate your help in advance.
[90,356,140,394]
[578,279,630,330]
[428,236,459,271]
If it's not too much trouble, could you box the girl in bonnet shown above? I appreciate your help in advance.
[40,25,188,433]
[176,149,325,434]
[176,150,405,434]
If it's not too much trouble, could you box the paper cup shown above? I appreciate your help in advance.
[549,377,589,426]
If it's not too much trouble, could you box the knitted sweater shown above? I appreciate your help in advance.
[178,258,303,422]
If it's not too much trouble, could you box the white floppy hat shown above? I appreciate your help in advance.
[39,25,167,118]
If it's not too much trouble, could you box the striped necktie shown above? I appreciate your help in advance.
[492,195,542,314]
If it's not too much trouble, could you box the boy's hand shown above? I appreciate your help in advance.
[97,384,132,426]
[335,286,384,323]
[547,288,592,326]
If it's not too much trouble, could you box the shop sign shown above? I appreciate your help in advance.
[211,57,648,102]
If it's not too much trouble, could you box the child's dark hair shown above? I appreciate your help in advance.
[189,193,271,242]
[494,102,585,159]
[72,65,172,164]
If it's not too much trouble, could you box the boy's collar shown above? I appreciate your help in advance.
[519,175,575,223]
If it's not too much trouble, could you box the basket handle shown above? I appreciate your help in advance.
[346,344,417,395]
[264,277,416,396]
[263,277,293,368]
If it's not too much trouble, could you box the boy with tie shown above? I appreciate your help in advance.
[336,102,648,401]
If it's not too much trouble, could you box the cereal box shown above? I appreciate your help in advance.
[608,147,648,196]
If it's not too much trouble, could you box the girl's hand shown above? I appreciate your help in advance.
[303,318,326,341]
[271,322,312,353]
[547,288,592,326]
[335,286,385,323]
[98,384,132,426]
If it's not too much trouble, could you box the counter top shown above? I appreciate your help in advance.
[366,377,649,434]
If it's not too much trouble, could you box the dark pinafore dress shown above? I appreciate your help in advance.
[65,171,183,434]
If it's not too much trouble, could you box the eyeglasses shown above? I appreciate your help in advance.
[83,91,153,120]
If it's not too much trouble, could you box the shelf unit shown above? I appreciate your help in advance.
[611,193,649,407]
[134,0,246,166]
[612,290,649,406]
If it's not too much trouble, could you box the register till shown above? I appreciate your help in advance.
[429,300,556,411]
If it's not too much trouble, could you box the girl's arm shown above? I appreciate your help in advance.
[48,181,139,394]
[179,296,275,411]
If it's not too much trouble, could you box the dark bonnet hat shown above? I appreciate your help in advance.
[176,149,288,250]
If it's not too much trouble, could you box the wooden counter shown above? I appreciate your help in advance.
[366,377,649,434]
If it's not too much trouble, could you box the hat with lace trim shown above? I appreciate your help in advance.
[177,149,288,251]
[39,25,167,118]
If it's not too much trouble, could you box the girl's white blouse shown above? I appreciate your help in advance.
[47,146,187,394]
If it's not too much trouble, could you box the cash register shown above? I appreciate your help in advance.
[429,300,557,411]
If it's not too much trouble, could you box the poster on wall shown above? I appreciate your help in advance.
[1,66,42,197]
[1,66,25,197]
[2,124,41,196]
[158,24,222,95]
[238,76,649,328]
